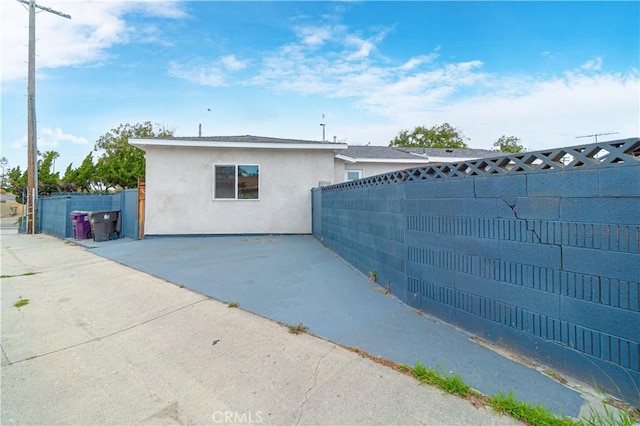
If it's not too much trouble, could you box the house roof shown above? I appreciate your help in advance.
[340,146,420,160]
[397,147,496,158]
[167,135,339,145]
[336,145,496,164]
[130,135,495,162]
[130,135,347,151]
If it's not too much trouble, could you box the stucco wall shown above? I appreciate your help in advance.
[315,139,640,404]
[145,146,336,235]
[334,158,429,183]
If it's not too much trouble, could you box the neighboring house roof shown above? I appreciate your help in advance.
[130,135,347,151]
[398,147,496,158]
[336,145,496,164]
[340,146,420,160]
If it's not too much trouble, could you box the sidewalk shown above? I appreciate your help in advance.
[1,231,520,425]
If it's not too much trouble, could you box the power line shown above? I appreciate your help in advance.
[16,0,70,234]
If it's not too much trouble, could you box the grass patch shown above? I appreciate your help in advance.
[583,407,637,426]
[287,322,308,335]
[581,400,639,426]
[412,362,473,397]
[14,298,30,308]
[341,346,636,426]
[1,272,38,279]
[228,301,239,308]
[489,391,577,426]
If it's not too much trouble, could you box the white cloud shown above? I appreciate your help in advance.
[344,35,375,60]
[38,127,89,149]
[581,57,603,71]
[168,54,251,86]
[132,24,173,47]
[11,136,28,150]
[137,1,187,19]
[168,61,226,87]
[221,55,248,71]
[400,54,439,71]
[248,34,638,150]
[243,21,639,150]
[404,70,640,150]
[296,25,336,46]
[0,0,187,83]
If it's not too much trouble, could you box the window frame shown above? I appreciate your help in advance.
[213,163,260,201]
[344,169,363,181]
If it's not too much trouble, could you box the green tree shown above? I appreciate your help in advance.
[493,135,526,154]
[8,166,27,203]
[61,152,99,192]
[389,123,469,149]
[0,157,9,189]
[94,122,173,189]
[59,164,78,193]
[39,151,59,193]
[37,150,61,195]
[6,151,62,201]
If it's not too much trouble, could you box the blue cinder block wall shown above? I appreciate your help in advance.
[36,189,139,240]
[312,138,640,404]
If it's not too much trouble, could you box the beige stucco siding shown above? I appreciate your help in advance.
[144,146,336,235]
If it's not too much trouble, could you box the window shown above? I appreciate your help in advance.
[345,169,363,181]
[214,164,259,200]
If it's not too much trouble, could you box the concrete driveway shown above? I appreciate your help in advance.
[88,235,588,416]
[1,231,522,425]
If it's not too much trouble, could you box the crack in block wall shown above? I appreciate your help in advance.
[312,138,640,404]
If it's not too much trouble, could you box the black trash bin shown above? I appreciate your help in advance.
[88,210,121,242]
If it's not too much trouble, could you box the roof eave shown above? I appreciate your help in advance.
[335,153,356,164]
[337,157,433,164]
[130,138,348,151]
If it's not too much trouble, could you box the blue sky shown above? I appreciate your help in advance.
[1,1,639,174]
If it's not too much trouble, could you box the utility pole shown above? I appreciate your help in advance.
[575,132,619,144]
[17,0,70,234]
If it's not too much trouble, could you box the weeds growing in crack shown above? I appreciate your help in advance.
[489,391,577,426]
[14,297,29,308]
[1,272,38,279]
[287,323,308,334]
[412,362,472,397]
[338,345,637,425]
[582,401,638,426]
